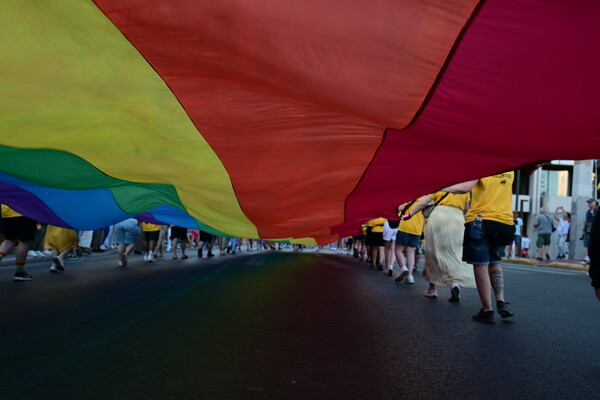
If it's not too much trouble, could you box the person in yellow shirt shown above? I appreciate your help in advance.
[442,172,515,323]
[367,217,386,270]
[356,223,368,262]
[141,222,161,262]
[406,191,475,302]
[394,199,425,284]
[0,205,38,281]
[45,225,78,273]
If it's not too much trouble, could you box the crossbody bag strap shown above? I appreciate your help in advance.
[433,192,450,207]
[545,213,554,227]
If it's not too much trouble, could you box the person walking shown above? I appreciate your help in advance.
[442,172,515,323]
[367,217,386,270]
[533,208,554,260]
[0,205,37,281]
[45,225,77,273]
[394,199,425,285]
[141,222,161,262]
[114,218,141,268]
[197,230,215,258]
[405,191,475,302]
[382,218,398,276]
[170,226,189,259]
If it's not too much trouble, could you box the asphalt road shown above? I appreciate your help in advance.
[0,250,598,400]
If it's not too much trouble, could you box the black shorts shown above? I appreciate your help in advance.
[170,226,188,240]
[144,230,160,242]
[199,231,213,243]
[0,216,37,242]
[370,232,384,247]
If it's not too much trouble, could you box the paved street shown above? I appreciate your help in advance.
[0,250,598,399]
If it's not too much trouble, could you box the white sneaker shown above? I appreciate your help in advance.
[143,253,149,262]
[43,249,52,256]
[404,274,415,284]
[35,251,45,257]
[118,253,128,268]
[27,250,37,257]
[394,266,409,283]
[581,256,590,265]
[148,251,154,263]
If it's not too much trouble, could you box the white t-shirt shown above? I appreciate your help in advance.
[521,237,531,249]
[557,219,570,235]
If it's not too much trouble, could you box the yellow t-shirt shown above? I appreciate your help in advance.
[141,222,161,232]
[398,199,425,236]
[369,217,386,233]
[465,172,514,225]
[430,191,470,211]
[359,225,367,235]
[1,205,23,218]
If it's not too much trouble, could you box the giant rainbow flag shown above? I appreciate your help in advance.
[1,0,599,244]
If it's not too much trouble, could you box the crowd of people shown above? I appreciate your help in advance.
[0,206,289,281]
[1,171,599,315]
[354,172,600,320]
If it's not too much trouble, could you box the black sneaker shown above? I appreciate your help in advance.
[449,286,460,303]
[50,257,65,273]
[496,301,514,319]
[472,309,494,323]
[197,249,203,258]
[545,253,550,260]
[387,270,393,277]
[14,271,34,282]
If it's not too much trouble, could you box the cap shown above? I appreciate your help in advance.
[586,198,597,203]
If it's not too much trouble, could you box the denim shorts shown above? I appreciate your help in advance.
[462,221,503,265]
[395,231,420,248]
[584,233,591,248]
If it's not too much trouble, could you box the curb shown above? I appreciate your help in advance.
[503,257,589,272]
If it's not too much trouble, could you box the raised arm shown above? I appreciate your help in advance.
[406,194,434,216]
[441,179,479,194]
[554,206,562,221]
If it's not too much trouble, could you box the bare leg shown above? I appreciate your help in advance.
[15,241,29,265]
[405,247,416,274]
[488,263,505,303]
[0,239,17,256]
[171,239,178,258]
[473,264,493,311]
[181,241,187,258]
[394,243,406,270]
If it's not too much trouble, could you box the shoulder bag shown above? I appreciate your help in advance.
[422,192,450,218]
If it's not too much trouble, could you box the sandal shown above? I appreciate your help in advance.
[182,254,188,259]
[172,255,177,260]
